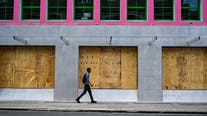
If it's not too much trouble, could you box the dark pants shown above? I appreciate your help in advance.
[77,85,94,101]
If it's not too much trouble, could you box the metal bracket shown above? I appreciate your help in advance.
[147,36,157,46]
[60,36,70,46]
[13,36,27,45]
[109,36,112,46]
[186,36,200,46]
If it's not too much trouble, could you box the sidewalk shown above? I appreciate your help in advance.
[0,101,207,113]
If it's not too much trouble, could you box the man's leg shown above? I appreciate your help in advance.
[86,85,96,103]
[76,85,87,103]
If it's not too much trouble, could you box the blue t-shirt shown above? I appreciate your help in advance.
[84,72,90,85]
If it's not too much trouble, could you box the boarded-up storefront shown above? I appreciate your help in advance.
[79,47,138,89]
[162,47,207,90]
[0,46,55,88]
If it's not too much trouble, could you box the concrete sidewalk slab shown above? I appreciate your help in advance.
[0,102,207,113]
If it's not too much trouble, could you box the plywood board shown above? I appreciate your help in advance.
[121,47,138,89]
[79,47,101,88]
[0,46,55,88]
[162,47,207,90]
[99,47,121,89]
[79,47,138,89]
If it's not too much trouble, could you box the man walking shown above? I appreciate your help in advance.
[76,68,97,103]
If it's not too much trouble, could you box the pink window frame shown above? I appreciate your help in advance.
[0,0,206,25]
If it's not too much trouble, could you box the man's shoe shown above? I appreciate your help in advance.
[91,101,97,103]
[76,98,80,103]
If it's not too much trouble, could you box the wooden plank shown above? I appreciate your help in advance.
[14,47,37,88]
[121,47,138,89]
[162,47,207,90]
[99,47,121,89]
[35,47,55,88]
[0,47,15,88]
[79,47,100,88]
[79,47,138,89]
[0,46,55,88]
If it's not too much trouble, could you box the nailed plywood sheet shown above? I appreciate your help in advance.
[121,47,138,89]
[0,46,55,88]
[162,47,207,90]
[79,47,138,89]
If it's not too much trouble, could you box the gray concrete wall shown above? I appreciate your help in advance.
[0,25,207,102]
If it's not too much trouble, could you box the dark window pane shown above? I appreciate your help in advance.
[154,8,162,20]
[22,8,32,19]
[48,0,67,6]
[128,0,137,6]
[181,9,189,20]
[0,0,13,20]
[22,0,40,20]
[190,9,199,20]
[127,9,137,20]
[6,8,13,19]
[74,8,93,20]
[164,9,173,20]
[154,0,162,7]
[32,8,40,19]
[182,0,199,8]
[101,0,120,20]
[164,0,173,7]
[22,8,40,20]
[181,0,200,20]
[127,0,146,20]
[23,0,40,6]
[154,0,174,20]
[48,0,67,20]
[75,0,93,6]
[74,0,94,20]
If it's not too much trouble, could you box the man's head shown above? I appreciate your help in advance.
[87,68,91,73]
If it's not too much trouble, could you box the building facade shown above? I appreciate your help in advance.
[0,0,207,102]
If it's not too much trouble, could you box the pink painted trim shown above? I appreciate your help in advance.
[148,0,154,22]
[120,0,127,23]
[0,0,207,25]
[203,0,207,22]
[67,0,73,23]
[40,0,47,23]
[94,0,100,23]
[14,0,20,23]
[175,0,181,23]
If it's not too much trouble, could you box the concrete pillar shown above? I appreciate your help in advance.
[138,45,162,102]
[54,44,79,102]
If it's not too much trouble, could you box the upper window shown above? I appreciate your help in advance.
[74,0,93,20]
[181,0,201,21]
[48,0,67,20]
[101,0,120,20]
[127,0,147,21]
[154,0,174,21]
[22,0,40,20]
[0,0,13,20]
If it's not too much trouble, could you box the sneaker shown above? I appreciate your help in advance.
[76,98,80,103]
[91,101,97,103]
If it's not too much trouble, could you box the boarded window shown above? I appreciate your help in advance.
[0,46,55,88]
[162,47,207,90]
[79,47,138,89]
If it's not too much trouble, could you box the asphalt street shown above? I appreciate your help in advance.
[0,110,207,116]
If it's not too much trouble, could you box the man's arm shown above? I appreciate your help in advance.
[86,78,93,87]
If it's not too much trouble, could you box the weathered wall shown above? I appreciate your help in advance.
[0,25,207,102]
